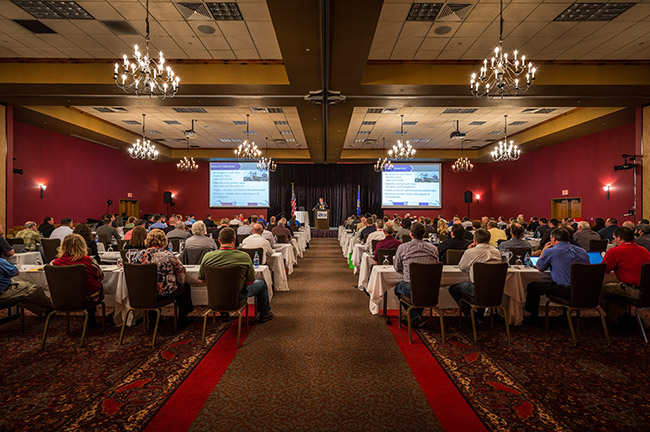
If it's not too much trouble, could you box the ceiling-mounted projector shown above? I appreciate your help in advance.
[450,120,466,139]
[184,119,197,139]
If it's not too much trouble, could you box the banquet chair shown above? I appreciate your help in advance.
[399,262,445,343]
[401,235,411,243]
[179,247,212,265]
[240,247,264,265]
[505,247,532,264]
[7,238,24,246]
[589,240,608,253]
[544,263,609,345]
[201,265,249,348]
[119,263,178,347]
[229,224,239,231]
[446,249,465,266]
[276,234,288,244]
[376,248,397,265]
[236,234,250,244]
[169,238,180,253]
[459,262,510,343]
[42,264,106,349]
[371,239,380,254]
[41,238,61,264]
[98,234,110,251]
[0,296,25,333]
[607,263,650,343]
[116,239,127,251]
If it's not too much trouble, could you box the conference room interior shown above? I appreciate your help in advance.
[2,0,650,431]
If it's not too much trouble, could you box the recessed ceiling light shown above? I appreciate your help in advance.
[197,24,216,34]
[205,2,243,21]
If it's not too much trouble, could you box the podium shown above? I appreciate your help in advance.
[314,209,330,230]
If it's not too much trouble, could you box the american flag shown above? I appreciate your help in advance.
[291,182,297,216]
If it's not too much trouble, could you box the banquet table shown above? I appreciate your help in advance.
[366,265,555,325]
[294,232,308,253]
[268,252,289,291]
[351,243,368,273]
[8,252,43,266]
[300,227,311,242]
[357,252,375,290]
[291,238,304,258]
[273,243,297,274]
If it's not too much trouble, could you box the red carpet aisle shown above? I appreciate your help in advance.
[186,238,445,431]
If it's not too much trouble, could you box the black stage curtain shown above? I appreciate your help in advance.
[269,164,382,226]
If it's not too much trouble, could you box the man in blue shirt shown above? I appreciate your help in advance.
[0,258,52,315]
[524,227,589,325]
[149,214,168,230]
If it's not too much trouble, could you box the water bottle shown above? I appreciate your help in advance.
[253,251,260,268]
[536,231,540,239]
[525,252,531,267]
[382,255,389,266]
[168,242,172,252]
[274,235,278,244]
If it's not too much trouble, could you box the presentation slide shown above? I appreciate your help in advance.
[382,163,442,208]
[209,162,270,207]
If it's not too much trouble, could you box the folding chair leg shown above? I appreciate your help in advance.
[500,306,511,343]
[636,308,648,344]
[437,308,446,344]
[566,308,577,345]
[119,309,132,345]
[201,312,210,348]
[597,307,610,345]
[470,307,478,343]
[41,310,56,349]
[80,311,89,347]
[406,305,413,344]
[236,312,243,348]
[151,309,161,347]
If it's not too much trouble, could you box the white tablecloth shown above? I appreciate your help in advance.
[269,252,289,292]
[357,252,375,290]
[8,252,43,266]
[273,243,296,275]
[300,227,311,242]
[295,211,309,226]
[351,244,367,272]
[291,238,304,258]
[294,232,308,254]
[99,251,122,263]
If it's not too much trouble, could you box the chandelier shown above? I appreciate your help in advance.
[113,0,179,98]
[177,137,198,172]
[469,0,536,99]
[374,138,394,172]
[258,137,277,172]
[388,115,416,160]
[128,114,158,160]
[452,139,473,173]
[491,115,521,162]
[234,114,261,159]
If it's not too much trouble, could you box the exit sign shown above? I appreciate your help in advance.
[561,190,569,196]
[127,193,133,198]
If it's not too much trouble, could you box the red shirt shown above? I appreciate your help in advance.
[52,254,103,297]
[602,241,650,286]
[373,236,402,262]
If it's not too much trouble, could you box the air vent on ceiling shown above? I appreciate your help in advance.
[146,130,161,134]
[509,121,528,126]
[176,2,213,20]
[469,121,486,125]
[274,120,289,125]
[443,108,478,114]
[47,1,93,19]
[393,130,408,134]
[402,121,418,126]
[161,138,185,142]
[100,20,139,36]
[206,2,243,20]
[122,120,141,125]
[554,2,635,22]
[286,138,296,142]
[173,107,208,113]
[13,1,93,20]
[366,108,399,114]
[273,139,286,144]
[522,108,556,114]
[219,138,242,142]
[407,3,444,21]
[361,121,376,126]
[251,107,284,114]
[279,130,293,134]
[437,4,472,21]
[357,131,371,135]
[93,107,128,113]
[364,139,376,145]
[232,120,248,125]
[164,120,181,125]
[367,108,382,114]
[410,138,431,143]
[354,139,366,143]
[488,130,503,135]
[13,19,56,34]
[267,108,284,114]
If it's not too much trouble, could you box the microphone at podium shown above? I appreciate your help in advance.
[312,197,329,211]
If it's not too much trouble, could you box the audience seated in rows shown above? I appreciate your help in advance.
[149,214,168,230]
[38,216,55,239]
[438,224,470,264]
[240,223,274,264]
[271,218,293,240]
[599,218,619,241]
[50,218,74,242]
[498,223,532,252]
[237,220,253,236]
[487,221,506,247]
[574,221,601,250]
[96,216,121,242]
[73,223,101,263]
[185,221,217,250]
[365,220,386,253]
[125,226,148,250]
[359,217,376,242]
[16,221,42,252]
[167,222,191,240]
[123,219,145,241]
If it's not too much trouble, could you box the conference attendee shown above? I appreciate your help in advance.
[393,223,439,326]
[622,220,636,230]
[539,218,560,248]
[52,234,104,327]
[592,217,606,233]
[313,197,328,210]
[449,228,502,321]
[38,216,55,238]
[133,229,193,327]
[211,218,231,240]
[272,218,293,240]
[574,221,601,250]
[636,223,650,252]
[481,216,489,229]
[461,217,473,230]
[203,214,215,229]
[599,218,619,241]
[257,215,267,225]
[524,228,590,325]
[124,217,136,232]
[516,214,527,229]
[601,227,650,300]
[365,220,386,253]
[528,217,540,233]
[0,257,51,315]
[15,221,42,252]
[260,223,275,247]
[487,221,506,247]
[199,228,273,323]
[373,224,401,263]
[241,223,274,264]
[237,220,253,235]
[0,225,14,259]
[436,219,449,241]
[533,218,549,240]
[185,221,218,250]
[289,215,302,228]
[497,223,532,252]
[72,223,101,263]
[188,214,197,224]
[110,213,119,228]
[437,224,470,264]
[96,217,121,242]
[123,219,145,240]
[167,222,191,240]
[422,218,436,235]
[267,216,277,230]
[396,218,411,239]
[149,214,168,230]
[124,226,148,250]
[163,216,177,234]
[229,214,243,227]
[359,217,377,242]
[50,218,74,242]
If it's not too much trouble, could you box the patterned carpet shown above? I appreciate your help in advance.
[0,306,230,431]
[189,238,444,431]
[415,313,650,431]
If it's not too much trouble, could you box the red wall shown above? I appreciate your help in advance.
[490,122,637,222]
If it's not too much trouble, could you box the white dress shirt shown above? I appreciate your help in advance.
[240,234,274,264]
[365,230,386,253]
[50,226,73,242]
[262,230,275,247]
[457,243,502,282]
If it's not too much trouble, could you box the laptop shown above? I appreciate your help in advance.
[529,256,539,267]
[588,252,604,264]
[12,244,25,253]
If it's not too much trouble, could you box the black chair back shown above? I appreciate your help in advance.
[42,238,61,264]
[240,247,264,264]
[401,234,411,243]
[229,224,239,231]
[98,233,109,251]
[7,238,24,245]
[116,238,127,251]
[570,263,606,308]
[179,247,212,265]
[507,247,532,264]
[237,234,250,244]
[409,262,443,306]
[120,249,128,264]
[169,238,180,253]
[472,262,508,307]
[44,264,87,310]
[376,248,397,265]
[640,263,650,308]
[497,239,506,245]
[123,263,158,309]
[276,234,288,244]
[371,239,380,253]
[204,265,243,310]
[589,239,608,253]
[446,249,465,266]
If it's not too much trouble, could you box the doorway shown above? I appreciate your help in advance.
[119,199,140,218]
[551,197,582,220]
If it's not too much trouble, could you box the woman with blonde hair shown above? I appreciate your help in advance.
[133,229,193,327]
[437,219,450,241]
[51,233,104,326]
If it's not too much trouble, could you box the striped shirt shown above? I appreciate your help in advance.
[394,239,439,283]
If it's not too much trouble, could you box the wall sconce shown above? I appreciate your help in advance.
[603,185,610,200]
[475,194,480,204]
[39,184,47,199]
